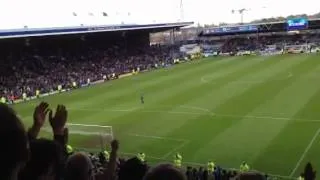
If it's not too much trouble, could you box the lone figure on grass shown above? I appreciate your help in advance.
[140,93,145,104]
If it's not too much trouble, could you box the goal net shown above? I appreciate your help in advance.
[41,123,113,151]
[284,44,309,53]
[67,123,113,151]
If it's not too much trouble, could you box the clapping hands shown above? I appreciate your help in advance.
[30,102,68,138]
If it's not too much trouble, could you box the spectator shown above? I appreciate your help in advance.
[143,164,187,180]
[0,103,29,180]
[118,157,148,180]
[192,168,198,180]
[19,139,62,180]
[65,152,95,180]
[234,172,266,180]
[186,166,193,180]
[23,102,68,180]
[214,166,222,180]
[202,169,208,180]
[304,162,316,180]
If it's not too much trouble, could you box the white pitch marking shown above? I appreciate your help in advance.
[120,152,294,179]
[161,140,190,159]
[127,133,186,142]
[66,107,320,123]
[289,127,320,177]
[20,106,320,124]
[68,123,112,128]
[128,135,190,159]
[218,114,291,121]
[143,109,204,115]
[200,76,211,84]
[200,75,264,85]
[179,105,212,113]
[68,107,138,112]
[68,107,208,115]
[201,72,295,85]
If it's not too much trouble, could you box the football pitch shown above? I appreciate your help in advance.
[15,54,320,178]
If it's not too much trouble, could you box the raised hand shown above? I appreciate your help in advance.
[33,102,50,129]
[104,139,119,180]
[49,104,68,135]
[28,102,50,139]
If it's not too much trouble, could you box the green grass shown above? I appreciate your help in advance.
[14,54,320,178]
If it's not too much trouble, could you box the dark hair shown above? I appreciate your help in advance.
[118,157,148,180]
[19,138,62,180]
[236,172,265,180]
[143,164,186,180]
[202,170,208,180]
[0,104,29,178]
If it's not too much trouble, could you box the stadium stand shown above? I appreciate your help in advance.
[2,11,320,180]
[0,23,192,102]
[198,18,320,57]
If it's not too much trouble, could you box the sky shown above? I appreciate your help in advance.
[0,0,319,29]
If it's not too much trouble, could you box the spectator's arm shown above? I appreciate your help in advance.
[49,104,68,146]
[49,104,69,163]
[101,139,119,180]
[28,102,50,140]
[49,104,69,179]
[53,128,68,146]
[27,126,40,141]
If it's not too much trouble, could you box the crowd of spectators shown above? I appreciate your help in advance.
[200,33,320,54]
[1,101,317,180]
[0,36,180,100]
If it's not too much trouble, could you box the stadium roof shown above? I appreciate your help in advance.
[0,22,193,39]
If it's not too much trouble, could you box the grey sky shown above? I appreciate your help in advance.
[0,0,319,29]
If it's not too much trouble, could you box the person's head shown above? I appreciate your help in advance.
[202,170,208,179]
[143,164,186,180]
[118,157,148,180]
[192,168,197,174]
[235,172,265,180]
[0,103,29,180]
[19,139,62,180]
[65,152,95,180]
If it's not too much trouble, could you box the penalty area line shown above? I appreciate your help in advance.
[72,147,295,179]
[160,140,190,159]
[120,152,294,179]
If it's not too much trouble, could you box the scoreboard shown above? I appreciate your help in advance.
[287,18,308,31]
